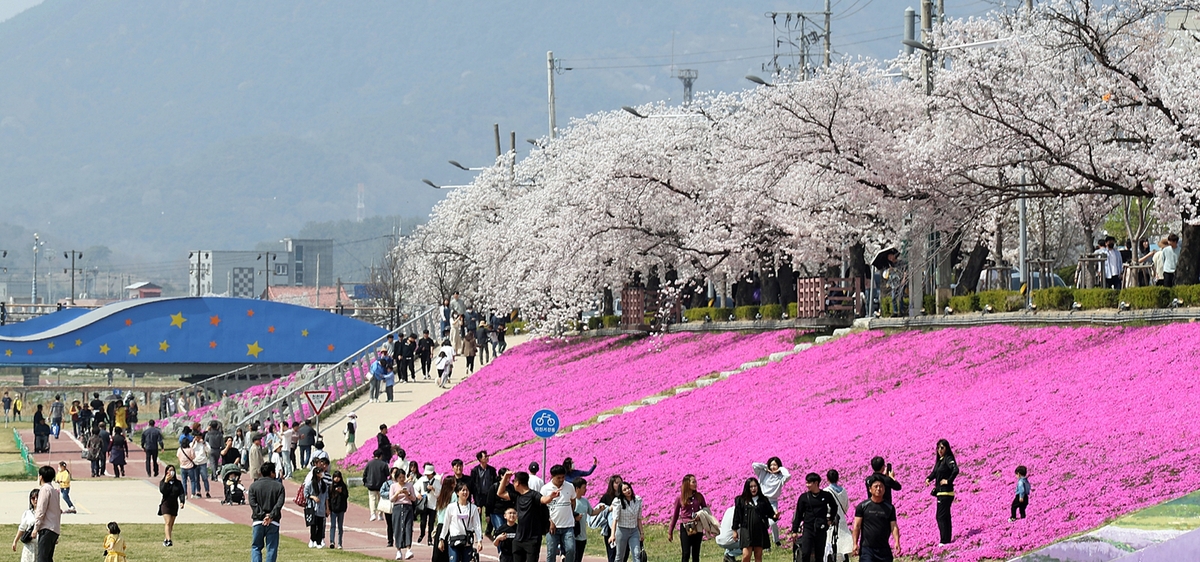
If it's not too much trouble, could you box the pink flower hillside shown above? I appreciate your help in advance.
[493,324,1200,562]
[345,330,799,469]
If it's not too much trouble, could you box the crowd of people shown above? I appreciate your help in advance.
[1092,233,1180,289]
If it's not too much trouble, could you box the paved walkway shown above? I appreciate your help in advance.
[15,336,564,561]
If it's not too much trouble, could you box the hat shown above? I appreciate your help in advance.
[348,412,357,418]
[424,463,435,476]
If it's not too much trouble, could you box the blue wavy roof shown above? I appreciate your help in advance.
[0,297,386,367]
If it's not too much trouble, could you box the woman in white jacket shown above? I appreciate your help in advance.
[822,470,852,562]
[439,482,482,562]
[751,457,791,546]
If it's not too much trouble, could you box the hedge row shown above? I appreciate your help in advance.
[942,286,1198,313]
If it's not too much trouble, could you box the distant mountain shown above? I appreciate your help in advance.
[0,0,992,260]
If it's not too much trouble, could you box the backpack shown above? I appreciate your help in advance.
[534,499,552,536]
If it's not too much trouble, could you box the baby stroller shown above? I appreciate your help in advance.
[33,421,51,453]
[220,464,246,505]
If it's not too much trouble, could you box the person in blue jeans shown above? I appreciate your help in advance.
[250,462,285,562]
[608,482,643,562]
[542,465,577,562]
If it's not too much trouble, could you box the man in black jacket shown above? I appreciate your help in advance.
[470,450,500,535]
[865,456,902,506]
[497,471,553,562]
[417,330,435,380]
[141,419,164,477]
[791,473,837,562]
[249,462,285,562]
[363,449,391,522]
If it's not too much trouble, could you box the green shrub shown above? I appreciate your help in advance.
[1073,288,1119,310]
[880,297,909,317]
[787,302,798,318]
[506,321,527,334]
[977,290,1023,312]
[733,305,760,320]
[1033,287,1074,311]
[1173,284,1200,306]
[947,294,978,313]
[1056,266,1077,287]
[587,317,602,330]
[683,307,736,322]
[923,294,936,316]
[759,304,784,319]
[602,315,621,328]
[1119,286,1172,309]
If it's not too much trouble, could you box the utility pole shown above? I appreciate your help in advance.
[547,51,557,139]
[31,233,43,304]
[824,0,832,68]
[904,7,916,55]
[920,0,933,95]
[63,250,82,305]
[493,123,502,158]
[257,252,276,300]
[675,69,698,104]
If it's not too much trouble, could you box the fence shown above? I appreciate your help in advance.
[13,429,36,477]
[230,305,440,428]
[796,277,863,318]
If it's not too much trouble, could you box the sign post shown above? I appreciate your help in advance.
[530,409,559,476]
[305,390,334,447]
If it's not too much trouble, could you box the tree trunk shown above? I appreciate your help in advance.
[761,265,780,305]
[602,288,614,316]
[955,241,990,296]
[1178,221,1200,286]
[779,258,797,304]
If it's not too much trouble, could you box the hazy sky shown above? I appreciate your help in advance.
[0,0,39,22]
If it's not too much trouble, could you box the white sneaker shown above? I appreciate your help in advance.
[370,514,377,521]
[395,552,403,560]
[309,541,317,548]
[317,543,325,549]
[405,551,414,559]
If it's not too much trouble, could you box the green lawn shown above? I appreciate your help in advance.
[0,524,379,561]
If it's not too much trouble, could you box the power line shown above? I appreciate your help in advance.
[566,53,772,70]
[835,0,876,20]
[566,45,772,62]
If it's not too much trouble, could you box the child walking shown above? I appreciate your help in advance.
[436,351,451,388]
[344,422,357,455]
[1010,465,1030,521]
[329,470,349,550]
[56,461,77,513]
[104,521,128,562]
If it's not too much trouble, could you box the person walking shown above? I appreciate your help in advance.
[752,457,791,546]
[791,473,837,562]
[54,462,76,514]
[249,462,285,562]
[463,332,478,374]
[597,475,623,562]
[476,321,490,365]
[48,396,64,439]
[365,449,391,521]
[416,463,441,545]
[865,457,901,506]
[390,467,417,560]
[823,470,852,562]
[418,330,435,380]
[853,477,900,562]
[542,465,577,562]
[13,487,38,562]
[297,420,317,468]
[329,470,349,550]
[305,464,330,548]
[32,465,61,562]
[731,478,775,562]
[926,439,959,545]
[141,420,164,477]
[159,465,186,547]
[668,474,707,562]
[439,482,484,562]
[1010,465,1031,522]
[608,482,643,562]
[469,450,500,533]
[68,401,81,438]
[95,423,112,477]
[2,391,11,426]
[176,435,197,493]
[102,522,127,562]
[109,427,129,478]
[191,431,211,497]
[400,334,418,382]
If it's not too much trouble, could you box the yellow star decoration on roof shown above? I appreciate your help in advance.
[128,345,140,356]
[75,339,82,346]
[246,341,263,358]
[99,344,110,355]
[47,342,55,349]
[159,340,170,352]
[170,312,187,328]
[3,350,10,357]
[301,329,309,337]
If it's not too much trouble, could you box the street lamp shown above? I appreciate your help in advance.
[745,75,775,87]
[63,250,83,306]
[256,252,277,299]
[448,160,487,171]
[422,179,470,190]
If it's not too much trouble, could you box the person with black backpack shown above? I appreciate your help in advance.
[498,471,552,562]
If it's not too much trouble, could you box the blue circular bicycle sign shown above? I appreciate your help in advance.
[530,409,560,439]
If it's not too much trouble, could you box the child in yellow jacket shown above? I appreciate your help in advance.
[103,522,127,562]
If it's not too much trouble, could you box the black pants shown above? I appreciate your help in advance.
[575,540,586,562]
[466,356,475,372]
[1011,494,1028,519]
[145,448,159,477]
[405,358,416,379]
[1105,276,1121,290]
[1164,272,1176,287]
[936,495,954,544]
[420,355,432,377]
[310,515,326,543]
[112,462,125,477]
[418,507,436,541]
[603,533,616,562]
[679,525,701,562]
[385,384,394,402]
[798,528,827,562]
[513,538,542,562]
[36,529,58,562]
[385,510,395,546]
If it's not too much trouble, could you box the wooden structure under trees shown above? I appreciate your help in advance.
[796,277,863,319]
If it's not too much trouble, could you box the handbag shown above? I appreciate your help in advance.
[294,483,308,507]
[683,521,701,536]
[379,497,394,514]
[448,534,471,549]
[18,528,33,544]
[304,505,315,526]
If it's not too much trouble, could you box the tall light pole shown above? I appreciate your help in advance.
[63,250,82,305]
[257,252,277,300]
[547,51,557,139]
[31,233,44,304]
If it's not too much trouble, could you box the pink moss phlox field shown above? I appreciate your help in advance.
[492,325,1200,561]
[344,331,799,469]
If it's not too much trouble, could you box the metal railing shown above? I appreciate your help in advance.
[13,429,36,477]
[230,305,440,428]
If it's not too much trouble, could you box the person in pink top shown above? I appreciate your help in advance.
[32,465,62,561]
